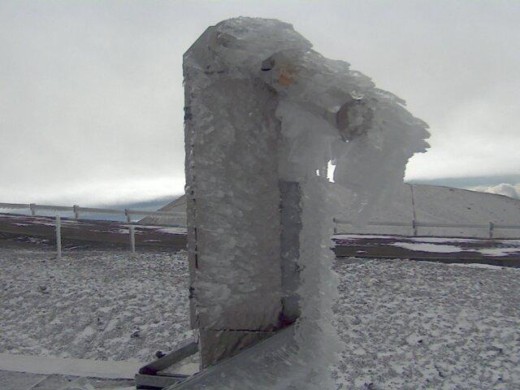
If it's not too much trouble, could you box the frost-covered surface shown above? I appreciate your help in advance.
[184,17,428,384]
[2,248,519,389]
[0,248,191,363]
[333,258,520,389]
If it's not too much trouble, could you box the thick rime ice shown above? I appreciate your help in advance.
[183,17,429,388]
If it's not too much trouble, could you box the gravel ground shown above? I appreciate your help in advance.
[0,247,191,363]
[333,259,520,389]
[1,247,519,389]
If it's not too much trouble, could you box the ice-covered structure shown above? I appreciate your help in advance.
[181,17,429,388]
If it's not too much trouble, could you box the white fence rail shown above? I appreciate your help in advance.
[0,202,184,223]
[2,202,520,257]
[333,218,520,239]
[0,202,185,258]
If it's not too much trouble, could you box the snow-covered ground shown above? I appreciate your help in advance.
[0,248,191,363]
[1,247,519,389]
[333,258,520,389]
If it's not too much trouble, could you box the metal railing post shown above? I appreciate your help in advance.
[129,225,136,254]
[2,200,520,241]
[56,215,62,259]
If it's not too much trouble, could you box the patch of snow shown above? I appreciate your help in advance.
[156,227,187,234]
[448,263,512,270]
[476,247,520,257]
[334,234,398,240]
[409,236,479,244]
[391,242,465,253]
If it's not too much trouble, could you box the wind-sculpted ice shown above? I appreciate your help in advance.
[182,17,429,389]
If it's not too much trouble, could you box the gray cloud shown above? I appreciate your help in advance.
[472,184,520,200]
[1,1,519,204]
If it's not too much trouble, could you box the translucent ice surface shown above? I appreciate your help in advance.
[182,17,429,389]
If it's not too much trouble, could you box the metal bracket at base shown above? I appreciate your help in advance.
[135,339,199,390]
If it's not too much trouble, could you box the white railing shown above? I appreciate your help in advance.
[0,202,183,223]
[0,202,185,258]
[3,202,520,257]
[333,218,520,239]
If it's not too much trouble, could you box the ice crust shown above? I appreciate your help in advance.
[183,17,429,388]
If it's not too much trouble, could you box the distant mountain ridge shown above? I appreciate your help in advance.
[101,195,177,212]
[409,175,520,200]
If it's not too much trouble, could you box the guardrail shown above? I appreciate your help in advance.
[0,202,185,258]
[333,218,520,239]
[2,202,519,256]
[0,202,184,223]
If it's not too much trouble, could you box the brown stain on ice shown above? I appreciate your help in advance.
[278,68,296,86]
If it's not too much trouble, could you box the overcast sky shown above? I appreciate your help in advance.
[1,0,519,205]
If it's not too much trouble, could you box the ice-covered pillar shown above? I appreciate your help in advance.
[184,30,284,368]
[183,17,429,371]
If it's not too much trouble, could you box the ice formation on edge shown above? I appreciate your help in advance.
[183,18,429,389]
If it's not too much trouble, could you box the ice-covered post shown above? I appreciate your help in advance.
[55,215,62,259]
[129,225,136,254]
[184,17,430,379]
[184,31,286,367]
[73,205,80,220]
[124,209,132,224]
[489,222,495,239]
